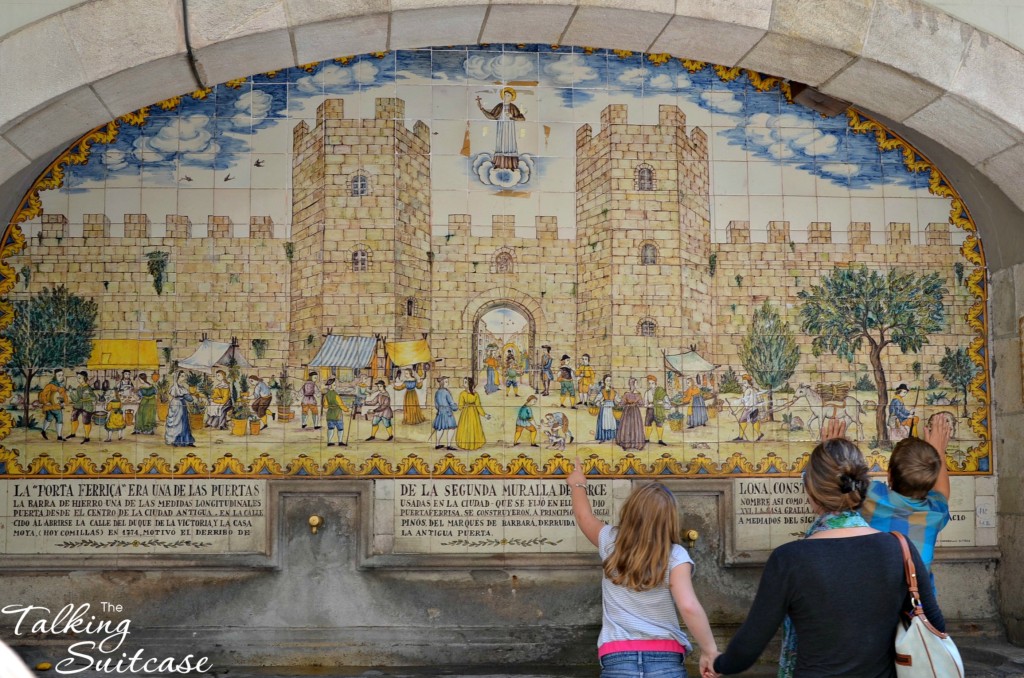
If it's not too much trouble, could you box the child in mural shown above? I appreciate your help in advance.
[301,371,323,429]
[558,356,576,408]
[858,414,952,577]
[116,369,136,424]
[513,394,540,447]
[364,380,395,441]
[352,375,370,415]
[543,411,574,450]
[483,349,501,395]
[204,370,232,430]
[132,373,158,435]
[456,377,490,450]
[576,354,595,407]
[505,361,521,397]
[323,378,351,447]
[38,368,67,442]
[567,462,720,678]
[432,375,459,450]
[539,345,554,396]
[475,87,526,170]
[595,375,618,443]
[682,377,709,429]
[104,391,126,442]
[164,371,196,447]
[394,367,426,425]
[67,370,96,444]
[248,375,273,430]
[889,383,920,438]
[644,375,670,446]
[734,375,767,442]
[616,377,646,451]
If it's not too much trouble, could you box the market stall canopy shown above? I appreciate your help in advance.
[309,335,377,368]
[664,350,716,374]
[179,340,251,373]
[386,339,432,367]
[87,339,160,371]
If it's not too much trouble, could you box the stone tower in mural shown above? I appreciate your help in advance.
[290,98,432,365]
[575,104,711,373]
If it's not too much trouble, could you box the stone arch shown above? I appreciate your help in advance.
[464,290,544,379]
[5,0,1024,237]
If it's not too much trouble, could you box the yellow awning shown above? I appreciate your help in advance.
[86,339,160,371]
[385,339,432,367]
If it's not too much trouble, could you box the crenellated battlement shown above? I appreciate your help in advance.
[439,214,563,241]
[31,213,281,240]
[723,219,954,246]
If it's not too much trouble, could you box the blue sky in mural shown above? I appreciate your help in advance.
[58,45,929,193]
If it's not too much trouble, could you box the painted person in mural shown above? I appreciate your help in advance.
[568,465,720,678]
[455,376,490,451]
[576,353,595,407]
[364,380,394,441]
[165,371,196,447]
[544,411,574,450]
[595,374,618,443]
[38,368,67,441]
[889,383,920,438]
[204,370,232,430]
[133,373,158,435]
[300,371,323,430]
[539,345,554,396]
[505,359,521,397]
[513,394,540,447]
[709,420,945,678]
[323,378,351,447]
[483,348,501,395]
[616,377,646,451]
[735,375,767,442]
[432,375,458,450]
[683,377,709,429]
[104,390,126,442]
[644,375,670,446]
[67,370,96,444]
[476,87,525,170]
[558,356,576,408]
[394,367,426,425]
[248,375,273,430]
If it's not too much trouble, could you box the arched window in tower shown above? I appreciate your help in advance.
[635,163,655,191]
[638,318,658,337]
[352,248,369,272]
[351,172,369,197]
[406,298,416,317]
[640,242,658,266]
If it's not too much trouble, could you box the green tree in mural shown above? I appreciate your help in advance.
[739,300,800,422]
[940,346,978,417]
[3,285,99,427]
[798,267,946,443]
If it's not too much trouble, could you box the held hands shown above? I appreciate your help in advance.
[820,417,847,442]
[700,651,721,678]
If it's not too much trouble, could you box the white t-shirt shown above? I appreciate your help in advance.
[0,641,35,678]
[597,523,695,651]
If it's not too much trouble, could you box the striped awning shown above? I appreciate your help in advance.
[309,335,377,368]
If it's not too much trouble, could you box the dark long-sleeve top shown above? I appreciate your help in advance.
[714,532,945,678]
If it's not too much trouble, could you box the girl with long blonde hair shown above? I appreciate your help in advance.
[568,458,718,677]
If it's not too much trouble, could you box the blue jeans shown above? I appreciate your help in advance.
[599,651,687,678]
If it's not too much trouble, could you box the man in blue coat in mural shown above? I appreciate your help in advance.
[432,375,458,450]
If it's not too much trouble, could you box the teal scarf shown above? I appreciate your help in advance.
[777,510,870,678]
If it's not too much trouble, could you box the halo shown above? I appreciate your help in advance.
[500,86,517,101]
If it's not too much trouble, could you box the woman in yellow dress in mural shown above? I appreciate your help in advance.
[394,367,426,425]
[456,377,491,450]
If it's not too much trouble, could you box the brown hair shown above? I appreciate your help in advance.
[888,437,941,499]
[804,437,871,512]
[603,483,681,592]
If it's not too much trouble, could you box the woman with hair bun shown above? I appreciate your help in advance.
[708,419,946,678]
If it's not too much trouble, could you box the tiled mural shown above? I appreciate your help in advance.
[0,45,990,480]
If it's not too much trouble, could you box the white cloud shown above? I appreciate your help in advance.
[543,54,599,86]
[231,89,274,128]
[103,148,128,171]
[294,61,380,94]
[465,53,536,81]
[131,114,220,163]
[819,163,860,177]
[740,111,842,162]
[618,67,648,86]
[700,91,744,114]
[648,73,674,89]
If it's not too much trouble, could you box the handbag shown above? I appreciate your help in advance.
[891,532,964,678]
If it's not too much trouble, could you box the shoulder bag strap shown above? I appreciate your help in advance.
[890,531,919,602]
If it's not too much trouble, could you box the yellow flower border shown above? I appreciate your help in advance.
[0,51,991,478]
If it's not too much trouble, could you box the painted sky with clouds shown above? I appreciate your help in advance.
[37,45,952,244]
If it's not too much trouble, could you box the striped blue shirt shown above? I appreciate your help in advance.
[858,480,949,571]
[597,524,694,652]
